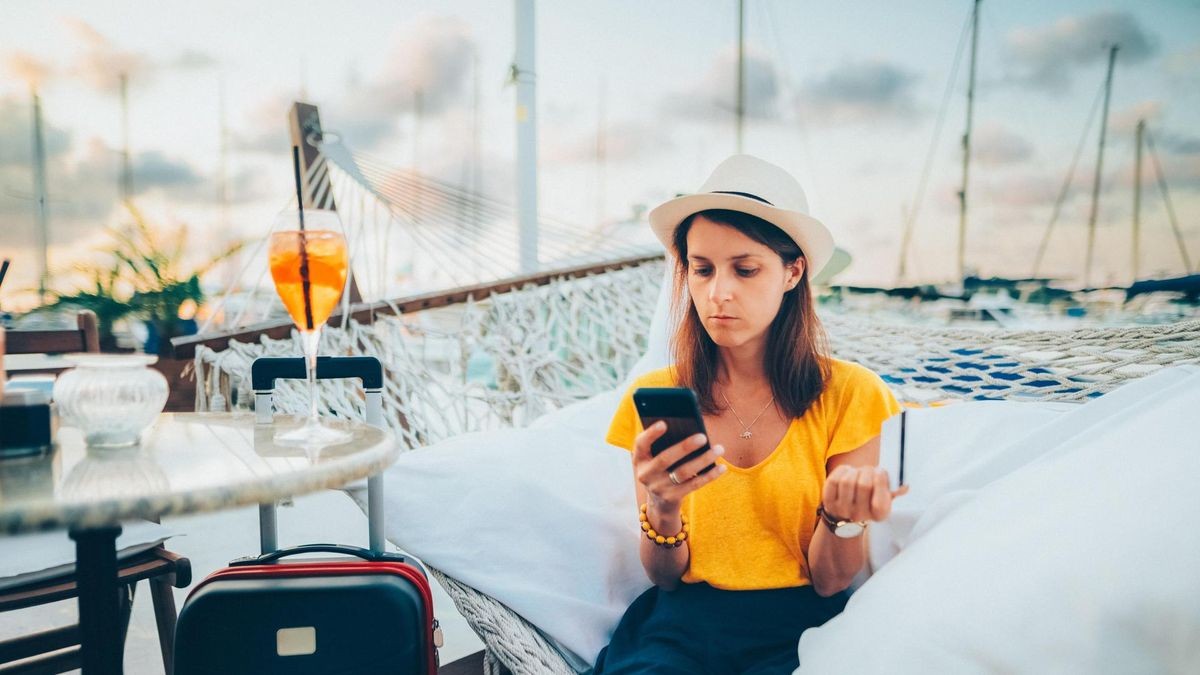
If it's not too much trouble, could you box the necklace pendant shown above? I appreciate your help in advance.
[739,431,753,439]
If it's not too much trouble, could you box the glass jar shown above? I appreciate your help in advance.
[53,354,169,448]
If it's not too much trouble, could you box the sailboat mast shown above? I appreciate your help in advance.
[596,77,607,227]
[1132,118,1143,282]
[956,0,980,281]
[30,87,49,302]
[120,73,133,203]
[736,0,745,154]
[514,0,539,273]
[1144,126,1195,275]
[1083,45,1118,289]
[218,77,230,233]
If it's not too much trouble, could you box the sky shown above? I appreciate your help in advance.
[1,0,1198,311]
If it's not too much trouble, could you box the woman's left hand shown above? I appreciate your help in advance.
[822,465,908,523]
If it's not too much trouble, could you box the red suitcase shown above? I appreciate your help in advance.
[174,544,440,675]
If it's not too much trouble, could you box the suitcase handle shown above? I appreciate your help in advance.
[251,356,384,391]
[229,543,406,566]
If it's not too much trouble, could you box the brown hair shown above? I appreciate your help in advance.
[670,209,831,418]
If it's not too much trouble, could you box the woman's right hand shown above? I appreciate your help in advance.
[632,421,727,511]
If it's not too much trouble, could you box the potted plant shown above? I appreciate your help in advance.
[116,203,244,355]
[38,203,244,354]
[41,261,135,352]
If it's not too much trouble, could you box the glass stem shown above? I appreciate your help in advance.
[304,326,322,423]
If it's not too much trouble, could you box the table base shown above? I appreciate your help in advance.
[70,525,124,674]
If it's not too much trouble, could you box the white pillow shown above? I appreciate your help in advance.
[868,399,1074,577]
[355,388,1074,667]
[799,365,1200,673]
[359,390,646,668]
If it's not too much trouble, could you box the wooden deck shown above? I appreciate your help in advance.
[440,650,486,674]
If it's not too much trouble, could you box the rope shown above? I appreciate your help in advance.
[1144,127,1195,274]
[894,5,974,284]
[1032,78,1108,278]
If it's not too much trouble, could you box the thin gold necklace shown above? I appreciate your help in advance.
[720,390,775,440]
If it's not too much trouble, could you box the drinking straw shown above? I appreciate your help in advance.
[292,146,315,330]
[0,259,9,294]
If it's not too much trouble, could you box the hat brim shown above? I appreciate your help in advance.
[647,193,835,279]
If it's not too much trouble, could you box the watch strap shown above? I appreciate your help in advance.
[817,504,866,535]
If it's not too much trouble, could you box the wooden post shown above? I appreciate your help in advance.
[287,102,362,304]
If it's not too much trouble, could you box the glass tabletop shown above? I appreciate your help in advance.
[0,412,397,534]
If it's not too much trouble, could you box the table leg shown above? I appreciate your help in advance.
[70,525,124,675]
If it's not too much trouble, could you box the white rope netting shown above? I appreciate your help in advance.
[194,260,663,448]
[821,313,1200,404]
[193,257,1200,674]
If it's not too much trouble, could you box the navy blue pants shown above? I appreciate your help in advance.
[592,582,847,675]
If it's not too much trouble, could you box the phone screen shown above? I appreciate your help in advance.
[633,387,717,475]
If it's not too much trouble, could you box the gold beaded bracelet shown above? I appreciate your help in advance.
[639,503,688,547]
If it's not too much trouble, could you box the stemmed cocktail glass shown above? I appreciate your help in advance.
[268,209,351,446]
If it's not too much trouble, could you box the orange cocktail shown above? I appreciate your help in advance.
[267,217,351,447]
[268,230,348,329]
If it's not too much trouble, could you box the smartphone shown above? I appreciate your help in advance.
[880,409,908,492]
[632,387,717,475]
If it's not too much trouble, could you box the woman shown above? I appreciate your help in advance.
[596,155,904,674]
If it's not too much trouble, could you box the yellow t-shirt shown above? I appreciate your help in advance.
[606,358,900,590]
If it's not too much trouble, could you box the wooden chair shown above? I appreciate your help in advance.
[3,310,101,356]
[0,310,191,674]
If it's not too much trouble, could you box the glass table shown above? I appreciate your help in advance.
[0,412,398,674]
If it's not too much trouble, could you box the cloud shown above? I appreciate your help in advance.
[4,52,54,88]
[974,173,1061,210]
[1164,45,1200,88]
[544,121,675,164]
[1110,100,1163,136]
[170,50,219,70]
[1006,11,1157,89]
[229,92,294,155]
[133,151,206,194]
[798,60,919,123]
[1,138,212,229]
[218,14,467,152]
[1112,151,1200,191]
[0,141,118,246]
[378,14,474,113]
[1161,133,1200,156]
[61,17,149,93]
[0,96,72,168]
[322,13,475,150]
[662,46,780,122]
[225,16,476,155]
[972,122,1035,166]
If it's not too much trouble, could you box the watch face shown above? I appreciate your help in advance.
[834,521,866,539]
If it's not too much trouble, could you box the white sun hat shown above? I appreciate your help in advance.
[648,154,836,279]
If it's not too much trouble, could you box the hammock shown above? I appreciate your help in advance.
[192,256,1200,674]
[190,109,1200,672]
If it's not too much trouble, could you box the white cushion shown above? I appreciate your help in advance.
[798,365,1200,673]
[867,399,1075,578]
[361,389,645,667]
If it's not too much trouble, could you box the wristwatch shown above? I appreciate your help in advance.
[817,504,868,539]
